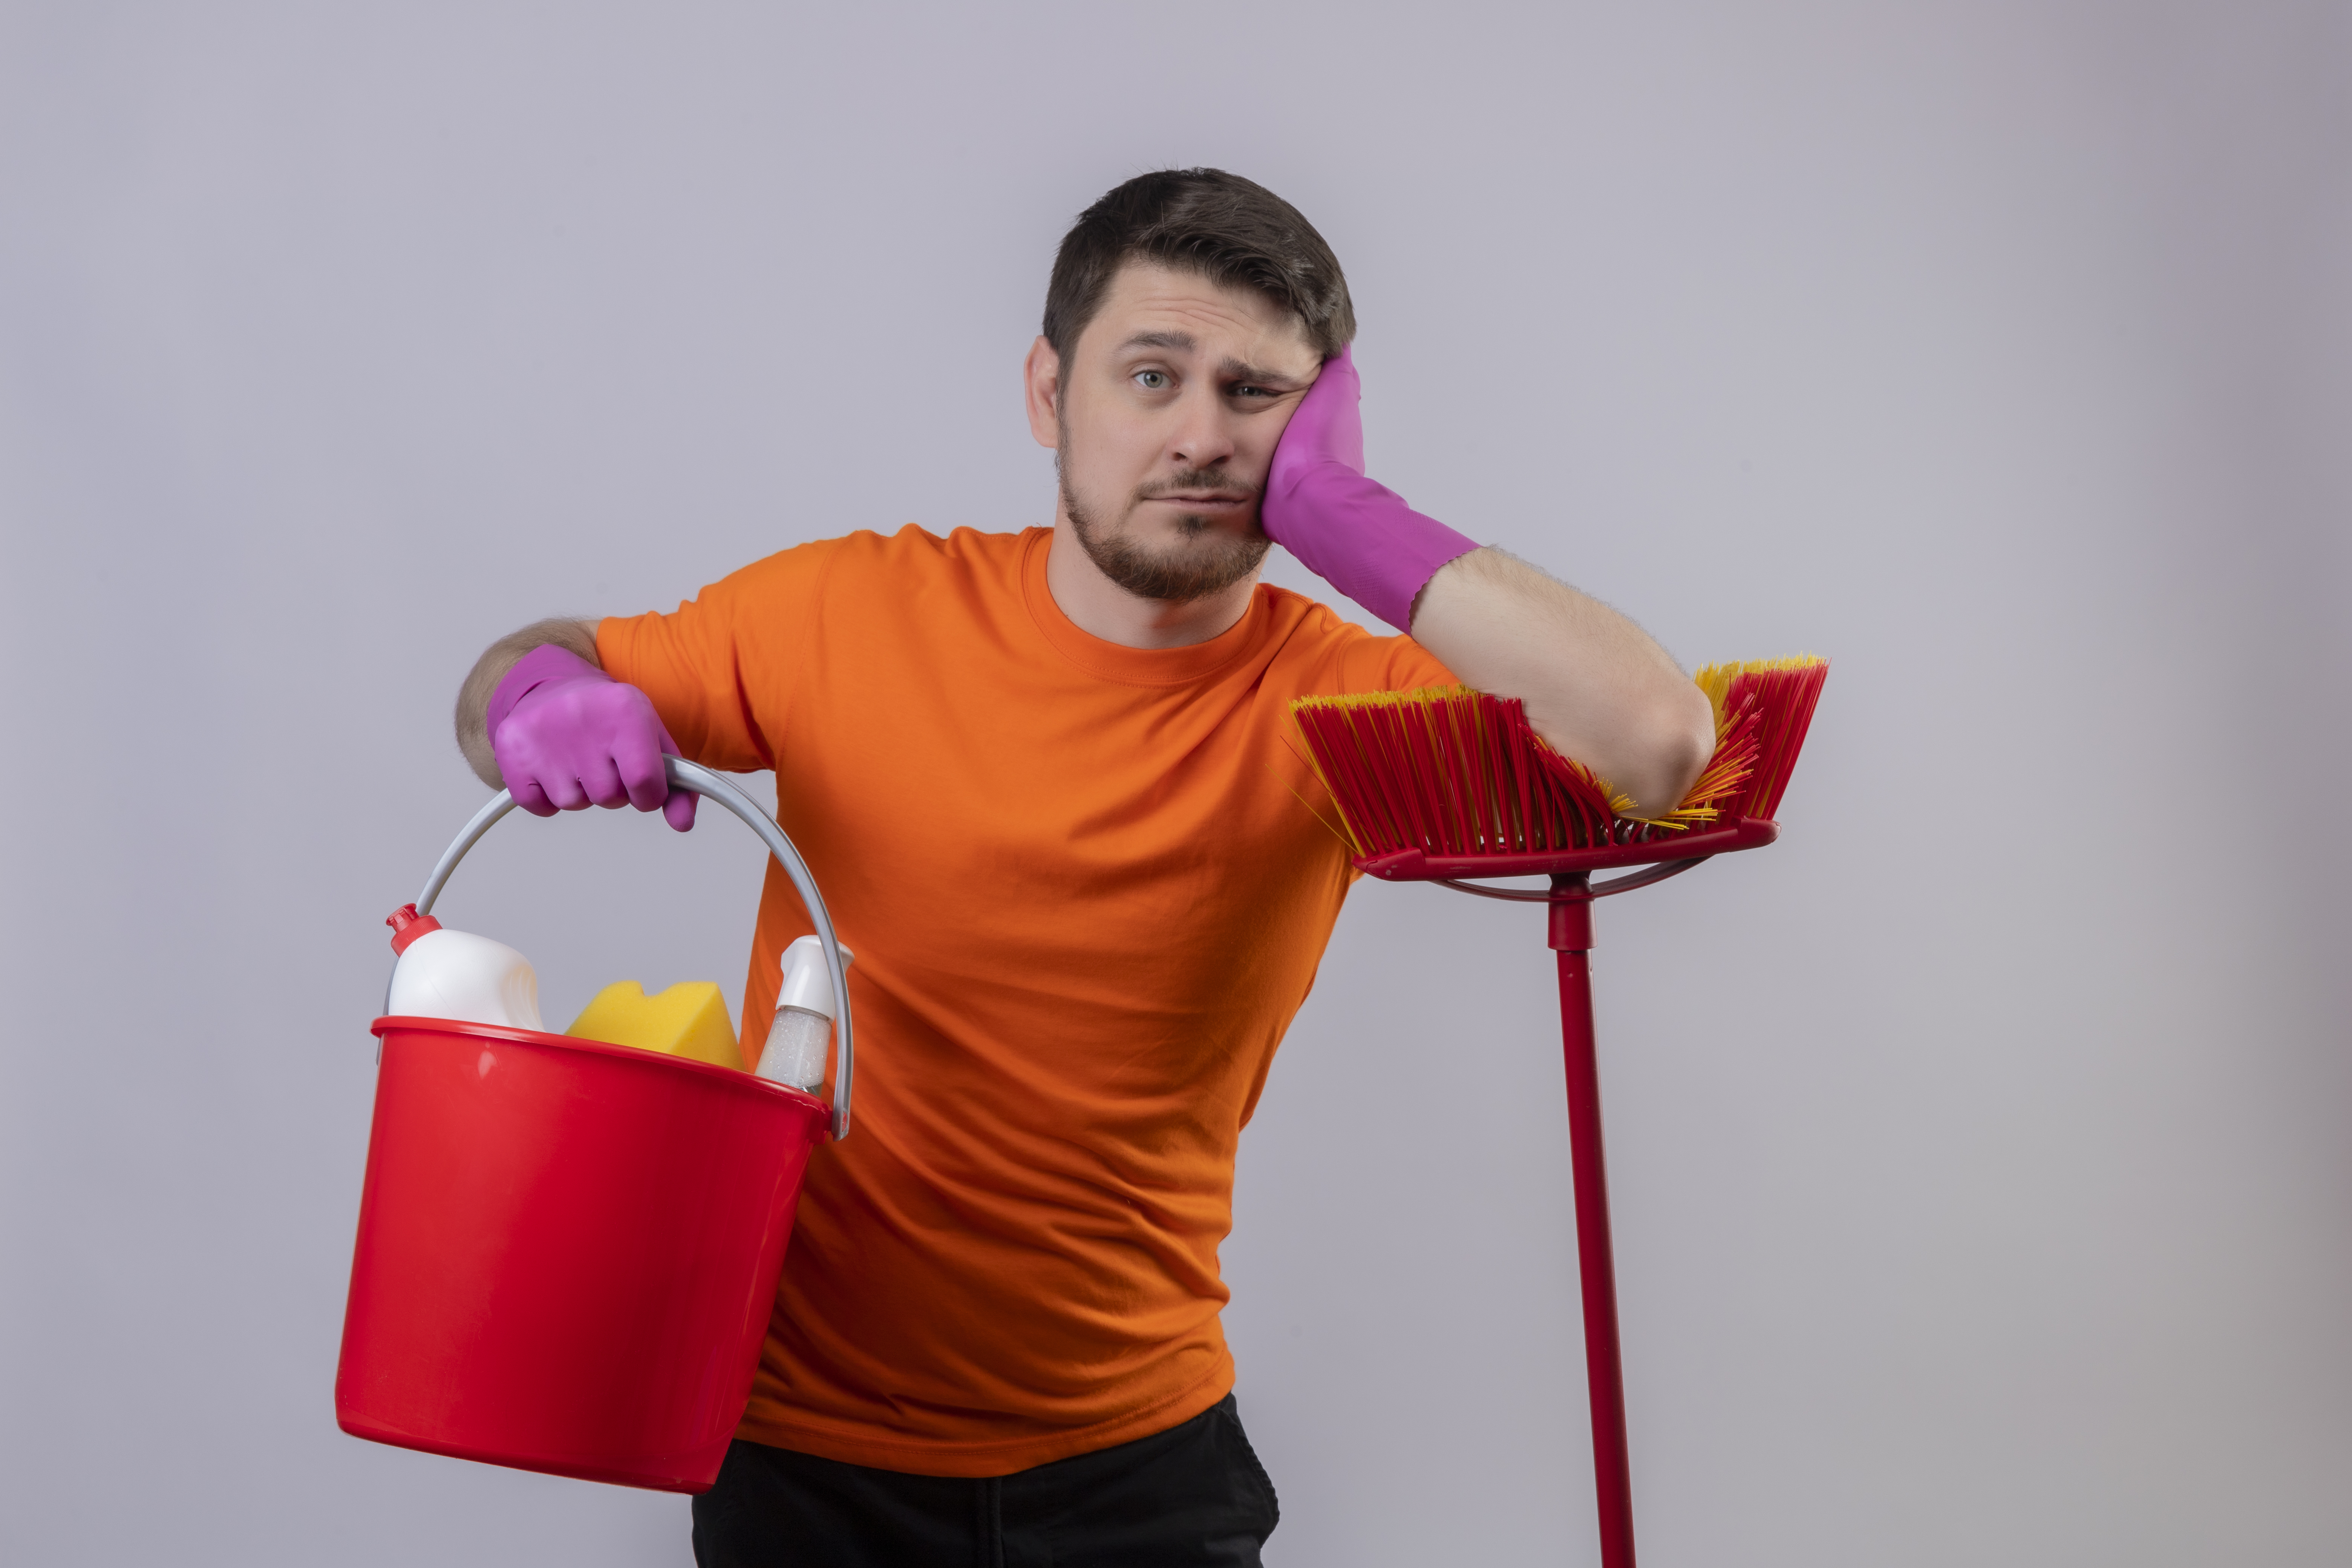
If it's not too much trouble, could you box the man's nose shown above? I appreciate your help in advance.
[1167,385,1239,472]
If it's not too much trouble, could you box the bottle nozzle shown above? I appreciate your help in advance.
[386,903,444,955]
[775,935,851,1018]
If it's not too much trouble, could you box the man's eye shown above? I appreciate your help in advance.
[1233,384,1270,399]
[1135,371,1170,390]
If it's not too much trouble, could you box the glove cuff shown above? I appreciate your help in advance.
[1262,464,1480,634]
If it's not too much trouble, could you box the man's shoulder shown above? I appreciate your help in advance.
[1256,579,1349,634]
[743,524,1032,580]
[715,524,1037,600]
[1254,581,1457,695]
[1254,579,1380,658]
[832,524,1034,567]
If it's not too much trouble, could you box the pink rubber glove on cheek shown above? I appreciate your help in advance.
[484,645,697,831]
[1260,345,1479,634]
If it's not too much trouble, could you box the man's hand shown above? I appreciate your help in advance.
[1266,343,1366,480]
[456,626,696,831]
[1259,346,1478,633]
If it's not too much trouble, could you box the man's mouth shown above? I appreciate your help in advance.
[1145,491,1253,508]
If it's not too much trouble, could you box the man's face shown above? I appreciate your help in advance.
[1029,263,1323,603]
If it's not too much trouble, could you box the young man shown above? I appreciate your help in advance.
[455,169,1712,1566]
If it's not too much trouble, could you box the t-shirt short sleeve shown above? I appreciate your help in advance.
[595,539,840,773]
[1298,596,1459,699]
[1341,627,1457,695]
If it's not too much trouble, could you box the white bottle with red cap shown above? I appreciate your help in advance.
[384,903,546,1032]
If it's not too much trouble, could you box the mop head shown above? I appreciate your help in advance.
[1289,656,1828,859]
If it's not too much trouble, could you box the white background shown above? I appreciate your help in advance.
[3,4,2347,1564]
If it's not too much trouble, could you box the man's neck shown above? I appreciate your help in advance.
[1042,513,1260,651]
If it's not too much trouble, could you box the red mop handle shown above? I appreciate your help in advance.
[1550,873,1636,1568]
[1348,838,1772,1565]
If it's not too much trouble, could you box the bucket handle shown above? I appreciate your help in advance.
[393,756,856,1141]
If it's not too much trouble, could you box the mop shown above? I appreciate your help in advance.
[1290,658,1828,1568]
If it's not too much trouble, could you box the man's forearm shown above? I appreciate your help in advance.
[1262,354,1717,815]
[454,617,601,788]
[1408,548,1715,818]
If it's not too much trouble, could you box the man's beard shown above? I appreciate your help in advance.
[1060,449,1270,605]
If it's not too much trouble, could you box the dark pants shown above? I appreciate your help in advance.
[691,1395,1279,1567]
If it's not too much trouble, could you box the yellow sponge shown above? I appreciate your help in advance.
[566,981,742,1071]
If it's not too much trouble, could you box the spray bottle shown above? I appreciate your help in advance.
[759,935,851,1093]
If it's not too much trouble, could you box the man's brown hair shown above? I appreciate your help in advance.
[1042,168,1356,363]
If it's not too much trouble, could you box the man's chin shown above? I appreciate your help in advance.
[1069,509,1270,604]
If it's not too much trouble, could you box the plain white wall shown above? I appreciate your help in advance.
[4,3,2347,1563]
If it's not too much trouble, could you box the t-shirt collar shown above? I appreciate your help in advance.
[1020,527,1271,686]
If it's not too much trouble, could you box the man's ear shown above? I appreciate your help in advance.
[1023,336,1062,450]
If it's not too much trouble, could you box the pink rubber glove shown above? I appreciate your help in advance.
[1261,345,1480,633]
[485,644,697,831]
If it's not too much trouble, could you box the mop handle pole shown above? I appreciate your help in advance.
[1550,872,1637,1568]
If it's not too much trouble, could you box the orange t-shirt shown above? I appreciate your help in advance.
[597,524,1451,1476]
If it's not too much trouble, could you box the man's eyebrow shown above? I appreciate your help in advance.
[1115,331,1306,387]
[1217,355,1304,388]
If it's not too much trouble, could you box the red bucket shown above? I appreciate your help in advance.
[335,761,856,1493]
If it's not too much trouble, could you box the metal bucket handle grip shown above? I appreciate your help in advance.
[395,756,856,1141]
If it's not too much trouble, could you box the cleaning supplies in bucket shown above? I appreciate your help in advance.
[342,757,854,1494]
[387,901,754,1073]
[760,936,852,1092]
[384,903,545,1031]
[567,981,744,1070]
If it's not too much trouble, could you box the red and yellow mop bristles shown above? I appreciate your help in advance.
[1290,656,1828,861]
[1692,655,1830,822]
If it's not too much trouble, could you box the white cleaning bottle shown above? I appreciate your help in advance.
[759,935,851,1092]
[384,903,546,1031]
